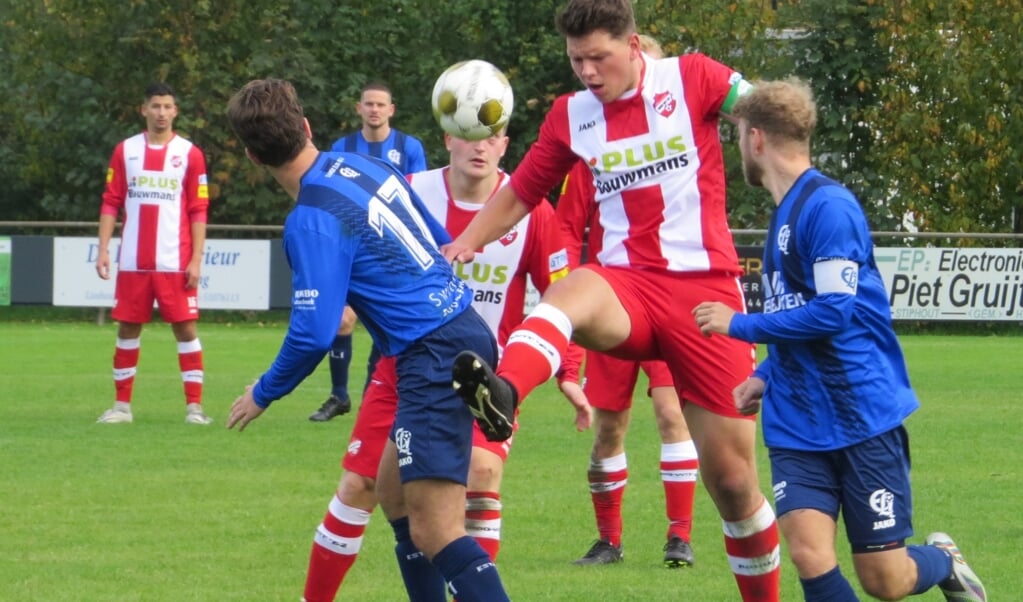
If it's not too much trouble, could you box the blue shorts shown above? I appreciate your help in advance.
[391,307,498,485]
[770,426,914,553]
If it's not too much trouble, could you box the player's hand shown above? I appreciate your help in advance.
[227,385,265,432]
[184,259,201,290]
[441,241,476,264]
[692,301,736,337]
[95,250,111,280]
[558,380,592,432]
[733,376,765,416]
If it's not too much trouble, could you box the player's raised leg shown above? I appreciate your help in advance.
[453,267,628,436]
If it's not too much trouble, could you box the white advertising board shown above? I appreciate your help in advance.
[52,237,271,310]
[874,247,1023,321]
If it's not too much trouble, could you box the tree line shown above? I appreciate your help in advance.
[1,0,1019,239]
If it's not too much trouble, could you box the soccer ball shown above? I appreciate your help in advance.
[431,60,514,141]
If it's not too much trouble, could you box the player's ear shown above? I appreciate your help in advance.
[303,118,313,139]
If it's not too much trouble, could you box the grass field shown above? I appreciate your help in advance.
[0,316,1019,601]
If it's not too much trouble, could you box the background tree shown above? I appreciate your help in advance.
[782,0,891,228]
[868,0,1023,239]
[1,0,1019,240]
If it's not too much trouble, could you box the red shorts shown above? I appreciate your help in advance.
[581,265,756,419]
[112,271,199,324]
[583,351,673,412]
[342,355,517,477]
[342,355,399,478]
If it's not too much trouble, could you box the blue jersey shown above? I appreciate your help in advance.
[729,169,919,451]
[330,129,427,175]
[252,152,471,407]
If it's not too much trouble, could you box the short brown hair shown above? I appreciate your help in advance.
[361,81,392,98]
[555,0,636,39]
[226,79,307,167]
[732,77,817,145]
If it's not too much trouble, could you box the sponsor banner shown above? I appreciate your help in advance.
[738,246,1023,321]
[874,247,1023,321]
[737,246,764,314]
[52,237,271,310]
[0,237,10,306]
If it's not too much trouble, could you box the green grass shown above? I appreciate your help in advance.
[0,317,1018,601]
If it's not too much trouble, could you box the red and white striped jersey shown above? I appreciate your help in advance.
[409,167,570,351]
[101,132,209,272]
[513,53,745,275]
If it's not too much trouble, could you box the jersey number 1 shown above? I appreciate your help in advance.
[367,175,436,270]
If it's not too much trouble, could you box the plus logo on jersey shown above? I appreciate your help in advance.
[652,91,677,118]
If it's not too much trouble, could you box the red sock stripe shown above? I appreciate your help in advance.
[322,512,370,540]
[113,346,140,402]
[498,316,569,401]
[723,524,779,560]
[590,468,627,546]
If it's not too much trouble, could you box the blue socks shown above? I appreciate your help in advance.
[909,543,953,594]
[390,517,446,602]
[389,518,509,602]
[432,536,509,602]
[801,565,859,602]
[328,334,352,399]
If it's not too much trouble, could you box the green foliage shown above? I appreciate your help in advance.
[783,0,891,227]
[867,0,1023,237]
[1,0,1020,236]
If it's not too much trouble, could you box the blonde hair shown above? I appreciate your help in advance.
[732,77,817,145]
[637,34,663,59]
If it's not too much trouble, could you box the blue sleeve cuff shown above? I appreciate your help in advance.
[251,379,273,409]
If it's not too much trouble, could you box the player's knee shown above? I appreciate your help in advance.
[594,411,628,441]
[339,472,376,500]
[467,457,502,490]
[339,307,358,333]
[702,465,761,515]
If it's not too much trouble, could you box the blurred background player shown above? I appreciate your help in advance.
[309,81,429,422]
[94,82,212,426]
[226,78,509,602]
[557,33,699,569]
[301,123,590,602]
[694,76,986,602]
[444,1,781,599]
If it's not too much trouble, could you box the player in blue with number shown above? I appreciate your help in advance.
[693,77,986,602]
[225,78,510,602]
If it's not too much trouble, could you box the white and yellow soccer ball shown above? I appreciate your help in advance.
[431,60,514,141]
